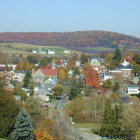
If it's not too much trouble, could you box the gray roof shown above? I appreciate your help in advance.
[119,64,132,69]
[128,85,138,88]
[34,78,57,95]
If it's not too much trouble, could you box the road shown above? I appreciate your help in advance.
[49,96,101,140]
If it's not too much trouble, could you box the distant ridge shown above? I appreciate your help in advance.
[0,31,140,51]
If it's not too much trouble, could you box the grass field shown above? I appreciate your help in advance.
[0,43,80,56]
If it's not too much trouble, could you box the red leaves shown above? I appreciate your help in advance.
[85,68,99,88]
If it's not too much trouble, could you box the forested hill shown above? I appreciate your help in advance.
[0,31,140,49]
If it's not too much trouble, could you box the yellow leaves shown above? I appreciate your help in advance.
[57,67,67,81]
[55,83,61,88]
[16,61,36,71]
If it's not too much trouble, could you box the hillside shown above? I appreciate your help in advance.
[0,31,140,53]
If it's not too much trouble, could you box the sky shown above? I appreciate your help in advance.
[0,0,140,37]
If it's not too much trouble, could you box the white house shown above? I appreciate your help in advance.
[64,50,70,54]
[32,51,37,54]
[48,50,55,55]
[128,85,139,95]
[103,73,113,81]
[76,61,81,67]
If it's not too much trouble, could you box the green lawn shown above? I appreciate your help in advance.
[0,43,80,56]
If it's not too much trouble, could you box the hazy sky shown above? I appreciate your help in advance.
[0,0,140,37]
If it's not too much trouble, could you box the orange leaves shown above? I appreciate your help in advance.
[85,68,99,88]
[67,57,76,69]
[34,118,61,140]
[34,129,53,140]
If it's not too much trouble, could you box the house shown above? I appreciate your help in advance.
[13,71,26,82]
[68,69,73,78]
[128,85,139,95]
[0,66,5,71]
[100,72,113,81]
[64,50,70,54]
[92,65,107,73]
[34,78,57,102]
[88,55,101,66]
[32,51,37,54]
[76,61,81,67]
[109,70,122,81]
[32,67,57,83]
[119,60,132,78]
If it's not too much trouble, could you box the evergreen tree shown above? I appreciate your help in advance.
[12,108,33,140]
[112,48,122,62]
[23,71,31,88]
[101,100,123,138]
[69,80,79,100]
[101,99,113,137]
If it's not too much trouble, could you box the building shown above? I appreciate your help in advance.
[32,67,57,83]
[64,50,70,54]
[34,78,57,102]
[128,85,139,95]
[45,48,55,55]
[76,61,81,67]
[100,72,113,81]
[119,60,132,78]
[88,55,101,66]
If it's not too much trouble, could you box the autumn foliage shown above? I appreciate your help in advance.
[34,118,61,140]
[16,61,36,71]
[85,68,99,88]
[57,67,67,81]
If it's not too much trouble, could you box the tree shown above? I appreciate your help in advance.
[101,100,123,138]
[34,118,61,140]
[12,108,33,140]
[85,68,99,88]
[109,60,120,70]
[13,88,27,101]
[69,79,79,100]
[66,95,88,122]
[0,91,19,138]
[16,61,35,71]
[57,67,67,81]
[104,54,113,65]
[80,53,90,64]
[27,55,38,64]
[132,63,140,76]
[133,54,140,64]
[23,71,31,88]
[120,106,140,138]
[39,57,49,67]
[26,97,41,121]
[73,66,80,75]
[112,48,122,62]
[28,79,34,96]
[67,57,76,69]
[0,76,6,92]
[52,84,63,96]
[112,82,120,93]
[82,63,92,74]
[34,129,53,140]
[103,79,112,88]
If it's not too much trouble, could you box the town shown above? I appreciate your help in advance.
[1,46,140,140]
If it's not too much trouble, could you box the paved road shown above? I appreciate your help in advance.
[49,89,101,140]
